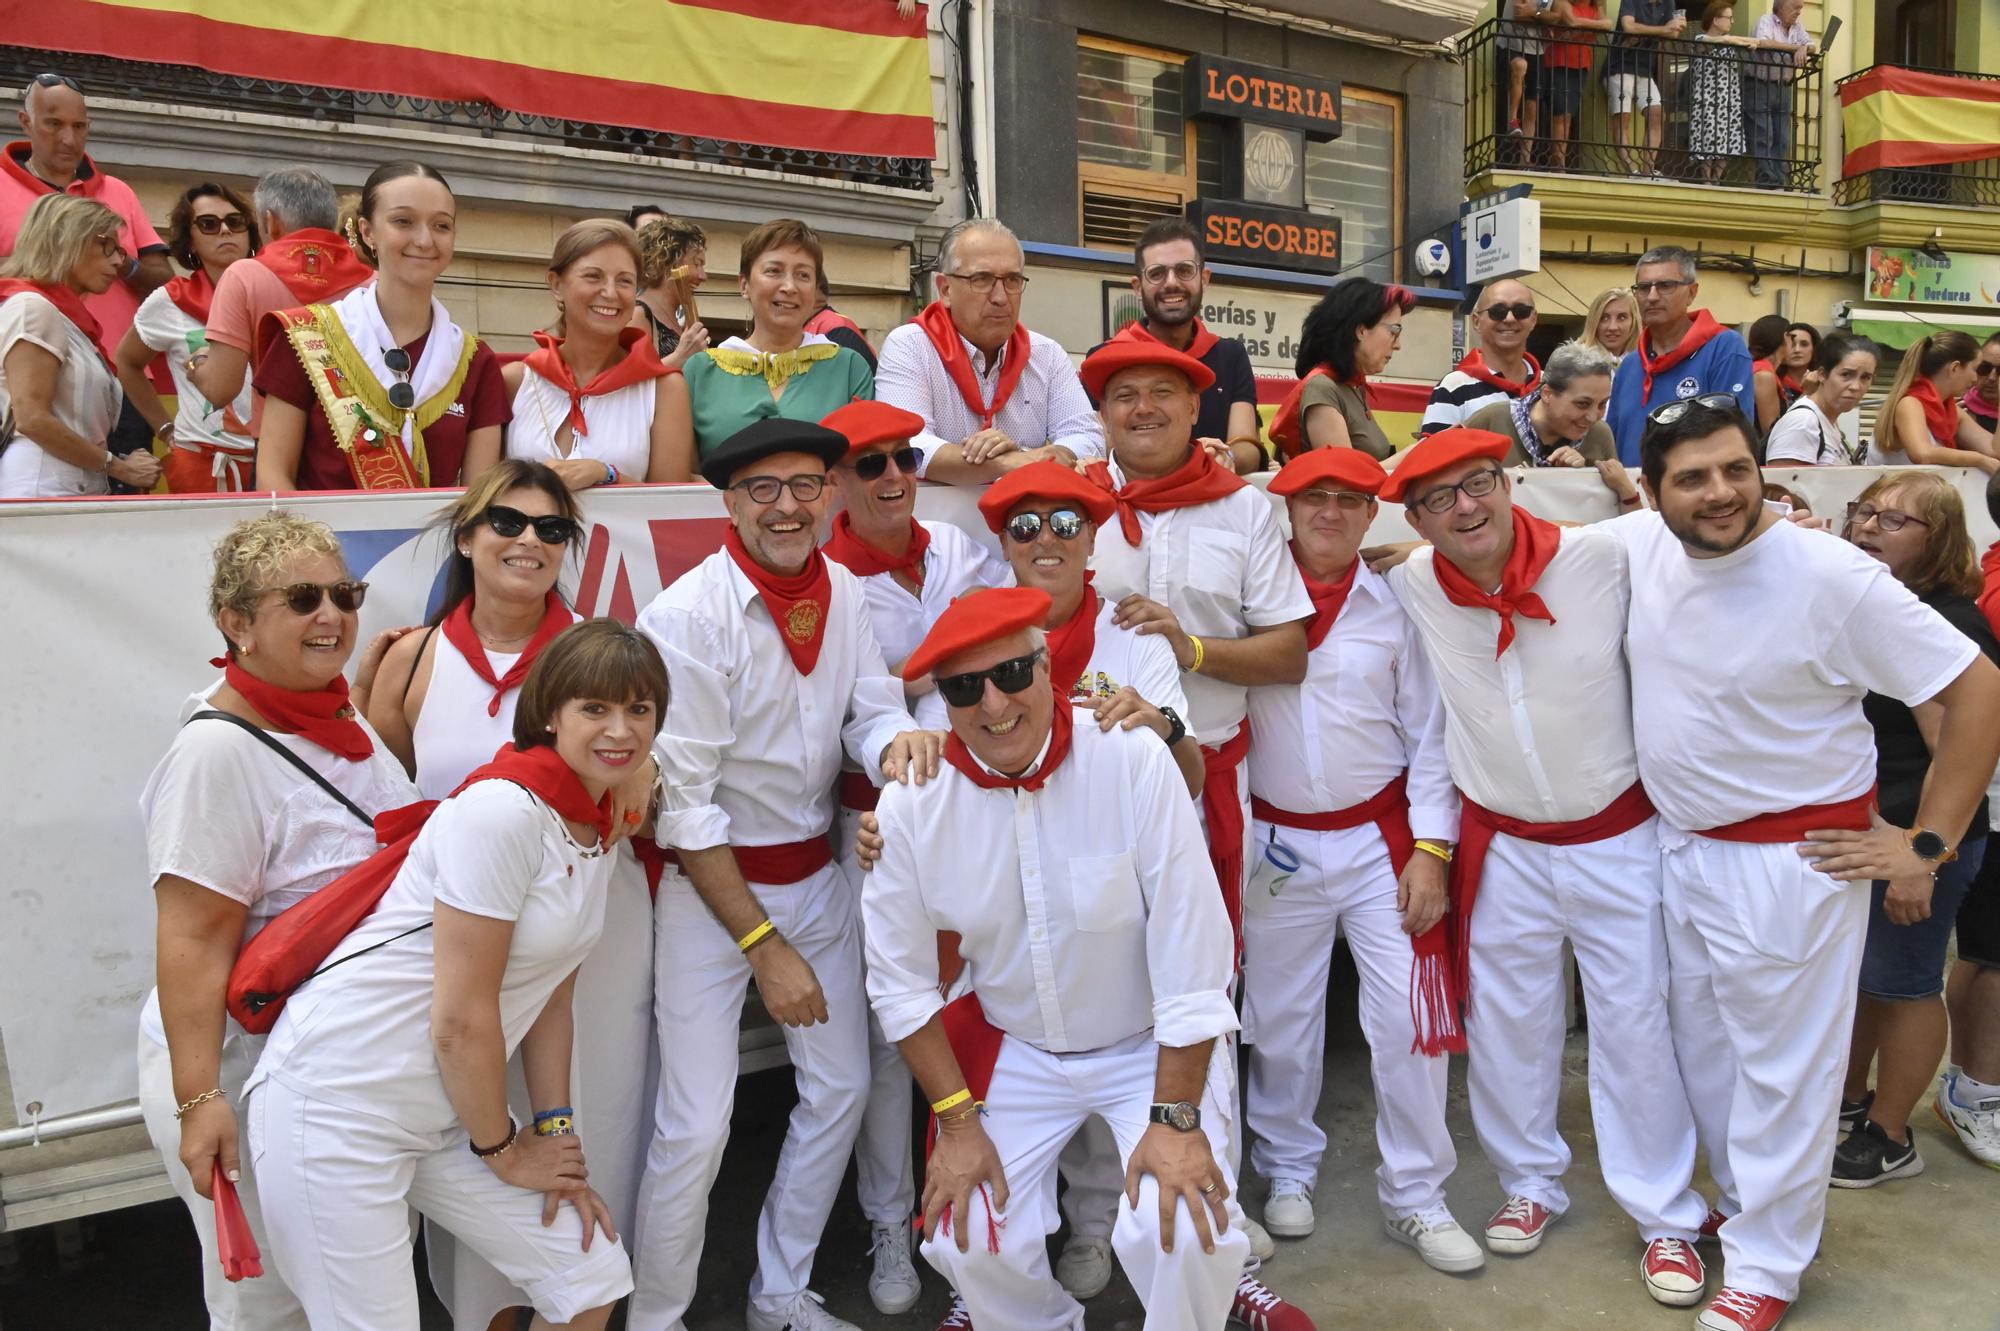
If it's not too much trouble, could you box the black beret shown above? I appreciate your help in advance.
[700,418,849,490]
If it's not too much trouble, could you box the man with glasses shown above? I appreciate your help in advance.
[1961,332,2000,435]
[1380,426,1713,1308]
[631,418,943,1331]
[876,218,1104,486]
[1421,279,1543,438]
[1606,246,1754,466]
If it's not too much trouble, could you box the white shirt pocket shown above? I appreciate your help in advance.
[1070,849,1143,933]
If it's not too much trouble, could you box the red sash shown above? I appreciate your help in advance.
[256,228,371,305]
[837,769,880,812]
[726,527,832,675]
[1296,549,1359,651]
[914,300,1031,429]
[1082,447,1246,547]
[1700,789,1875,843]
[1432,507,1562,658]
[1044,581,1100,700]
[1637,308,1726,403]
[164,268,217,325]
[1201,722,1254,958]
[635,832,836,896]
[0,278,109,362]
[521,327,669,438]
[823,511,929,585]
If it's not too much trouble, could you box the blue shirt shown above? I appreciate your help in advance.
[1606,324,1756,465]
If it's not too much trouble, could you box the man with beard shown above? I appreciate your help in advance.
[1420,279,1542,437]
[1606,246,1754,464]
[1617,399,2000,1331]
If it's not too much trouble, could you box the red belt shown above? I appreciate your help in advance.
[837,769,879,812]
[1699,788,1875,843]
[632,832,834,897]
[1251,773,1415,869]
[1200,722,1254,959]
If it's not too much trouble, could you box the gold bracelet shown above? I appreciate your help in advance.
[931,1088,972,1115]
[1413,840,1454,864]
[936,1101,982,1126]
[173,1088,226,1120]
[1186,634,1205,674]
[737,919,776,953]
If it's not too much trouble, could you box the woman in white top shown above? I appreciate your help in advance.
[139,511,417,1330]
[368,461,660,1331]
[113,182,262,492]
[1764,333,1878,467]
[498,219,694,488]
[246,619,668,1330]
[0,192,161,496]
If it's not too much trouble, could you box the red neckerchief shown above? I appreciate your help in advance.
[1751,357,1776,379]
[1270,365,1370,459]
[255,228,372,305]
[0,278,109,362]
[1,141,100,197]
[943,700,1074,793]
[726,526,832,675]
[218,657,373,761]
[914,300,1032,429]
[163,268,217,325]
[1044,577,1100,699]
[1117,317,1221,361]
[806,306,864,339]
[1637,308,1725,402]
[441,590,574,717]
[1453,348,1541,397]
[1083,446,1247,546]
[1977,542,2000,638]
[1908,378,1963,446]
[1295,547,1360,651]
[522,327,670,438]
[823,511,929,585]
[1431,506,1562,658]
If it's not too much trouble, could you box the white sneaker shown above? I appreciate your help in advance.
[1263,1180,1316,1238]
[867,1221,922,1314]
[746,1290,862,1331]
[1384,1205,1486,1273]
[1239,1213,1277,1261]
[1935,1077,2000,1168]
[1055,1234,1113,1299]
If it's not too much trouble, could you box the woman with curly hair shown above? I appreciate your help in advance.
[1268,276,1416,460]
[633,214,709,371]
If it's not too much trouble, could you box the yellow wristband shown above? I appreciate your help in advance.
[931,1088,973,1115]
[737,919,776,953]
[1186,634,1205,674]
[1413,840,1454,864]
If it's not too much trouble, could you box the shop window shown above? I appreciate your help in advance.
[1303,89,1404,283]
[1076,37,1197,251]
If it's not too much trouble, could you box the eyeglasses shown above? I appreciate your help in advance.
[1631,279,1693,295]
[96,234,127,264]
[265,580,368,615]
[1975,362,2000,378]
[191,213,248,236]
[1846,502,1929,534]
[850,446,920,482]
[484,504,578,545]
[1377,322,1405,339]
[935,649,1046,708]
[1141,261,1203,286]
[945,271,1029,295]
[1410,467,1504,514]
[1004,508,1088,543]
[1481,302,1536,323]
[1295,488,1373,511]
[730,473,827,505]
[1646,393,1743,425]
[382,346,416,411]
[31,72,81,93]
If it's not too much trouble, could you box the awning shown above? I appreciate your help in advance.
[1848,308,2000,349]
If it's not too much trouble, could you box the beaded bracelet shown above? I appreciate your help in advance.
[470,1119,518,1159]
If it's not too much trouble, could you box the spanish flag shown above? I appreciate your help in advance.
[1840,65,2000,175]
[14,0,935,160]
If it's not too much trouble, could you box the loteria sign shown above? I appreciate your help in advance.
[1187,54,1342,140]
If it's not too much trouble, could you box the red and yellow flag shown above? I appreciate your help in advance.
[14,0,935,160]
[1840,66,2000,175]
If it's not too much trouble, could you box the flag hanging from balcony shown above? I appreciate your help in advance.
[11,0,936,160]
[1840,66,2000,174]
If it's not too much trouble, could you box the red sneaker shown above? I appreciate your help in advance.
[1642,1237,1707,1306]
[1698,1207,1729,1243]
[934,1293,974,1329]
[1698,1288,1791,1331]
[1484,1196,1558,1254]
[1230,1273,1318,1331]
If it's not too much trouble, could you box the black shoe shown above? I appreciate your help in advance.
[1838,1089,1874,1134]
[1831,1117,1925,1189]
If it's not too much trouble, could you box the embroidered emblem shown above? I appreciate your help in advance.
[785,601,823,643]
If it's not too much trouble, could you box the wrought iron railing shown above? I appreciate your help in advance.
[1833,63,2000,208]
[1461,17,1823,192]
[0,46,935,192]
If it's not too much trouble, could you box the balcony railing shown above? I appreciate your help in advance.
[1833,64,2000,209]
[0,46,935,193]
[1461,16,1823,191]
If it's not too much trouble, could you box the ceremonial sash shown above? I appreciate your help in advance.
[1699,789,1876,843]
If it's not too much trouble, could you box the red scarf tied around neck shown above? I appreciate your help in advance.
[164,268,218,325]
[726,526,833,675]
[1637,308,1725,404]
[1270,365,1373,460]
[219,656,373,760]
[1908,379,1962,447]
[943,699,1075,794]
[1454,348,1542,397]
[256,228,373,306]
[441,590,575,717]
[1431,506,1562,658]
[823,511,930,586]
[1115,317,1221,361]
[522,327,671,439]
[1083,447,1247,547]
[914,300,1032,429]
[1044,578,1101,700]
[1295,547,1360,651]
[0,278,110,363]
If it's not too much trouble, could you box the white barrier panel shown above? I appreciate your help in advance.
[0,464,1992,1120]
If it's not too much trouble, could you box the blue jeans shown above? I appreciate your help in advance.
[1745,76,1791,189]
[1859,835,1987,1000]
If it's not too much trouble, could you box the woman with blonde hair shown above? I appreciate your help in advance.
[1868,330,1999,472]
[1581,286,1639,360]
[633,214,709,370]
[498,218,695,488]
[0,192,162,495]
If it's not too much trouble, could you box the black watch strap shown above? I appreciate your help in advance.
[1158,706,1186,748]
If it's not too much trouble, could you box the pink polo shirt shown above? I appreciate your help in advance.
[0,142,166,347]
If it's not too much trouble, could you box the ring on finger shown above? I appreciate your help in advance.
[1200,1180,1219,1195]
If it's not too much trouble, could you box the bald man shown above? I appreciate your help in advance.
[1420,280,1541,437]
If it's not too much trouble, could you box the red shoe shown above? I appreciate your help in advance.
[1230,1273,1317,1331]
[1698,1207,1729,1243]
[934,1293,974,1329]
[1642,1237,1707,1307]
[1484,1195,1558,1254]
[1697,1288,1791,1331]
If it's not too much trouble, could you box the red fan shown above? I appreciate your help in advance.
[212,1163,264,1281]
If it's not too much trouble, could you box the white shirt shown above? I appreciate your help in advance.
[246,781,612,1130]
[507,365,657,481]
[1387,523,1640,822]
[864,713,1239,1053]
[1066,596,1189,720]
[138,685,419,1048]
[844,519,1009,729]
[1764,396,1851,466]
[1616,511,1978,832]
[637,550,916,856]
[0,291,120,497]
[875,320,1105,476]
[410,611,577,800]
[1087,459,1315,745]
[131,286,257,457]
[1248,564,1459,842]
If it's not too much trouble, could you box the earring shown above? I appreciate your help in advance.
[459,547,470,558]
[545,723,556,733]
[237,642,253,656]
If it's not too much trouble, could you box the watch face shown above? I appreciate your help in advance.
[1911,830,1948,860]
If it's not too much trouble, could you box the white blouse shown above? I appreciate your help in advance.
[0,291,121,497]
[506,365,657,481]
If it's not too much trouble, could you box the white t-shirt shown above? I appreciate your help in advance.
[1617,511,1979,831]
[1763,396,1851,467]
[846,520,1008,729]
[130,285,256,455]
[1069,596,1189,719]
[246,779,613,1131]
[0,291,120,497]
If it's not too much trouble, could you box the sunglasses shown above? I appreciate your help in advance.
[192,212,249,235]
[851,446,920,482]
[731,473,827,505]
[266,580,368,615]
[1004,508,1087,543]
[935,649,1045,709]
[383,346,416,411]
[1482,302,1535,322]
[484,504,579,545]
[1975,363,2000,378]
[1647,393,1743,425]
[31,72,82,93]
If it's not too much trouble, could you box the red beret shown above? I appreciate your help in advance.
[1377,428,1513,504]
[902,587,1053,684]
[1079,339,1217,401]
[1268,446,1388,499]
[976,460,1117,533]
[819,400,927,460]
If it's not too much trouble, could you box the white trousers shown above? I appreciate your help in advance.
[922,1033,1250,1331]
[1660,832,1868,1301]
[428,850,658,1327]
[137,1025,311,1331]
[1463,820,1706,1238]
[247,1076,633,1329]
[1240,819,1456,1218]
[839,805,919,1226]
[626,862,869,1328]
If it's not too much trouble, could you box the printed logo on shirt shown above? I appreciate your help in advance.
[445,402,467,417]
[1676,377,1701,399]
[1069,670,1122,702]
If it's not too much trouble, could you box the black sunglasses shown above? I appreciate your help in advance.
[484,504,578,545]
[1004,508,1087,543]
[383,346,416,411]
[1647,393,1743,425]
[31,72,82,93]
[851,446,920,482]
[191,213,248,235]
[1976,363,2000,378]
[1482,302,1535,322]
[267,580,368,615]
[935,649,1045,709]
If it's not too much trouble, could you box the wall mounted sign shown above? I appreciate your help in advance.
[1189,199,1342,275]
[1188,55,1342,140]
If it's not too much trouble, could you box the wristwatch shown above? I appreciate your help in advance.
[1908,827,1959,865]
[1150,1101,1201,1132]
[1158,706,1186,748]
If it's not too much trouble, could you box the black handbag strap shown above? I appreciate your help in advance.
[187,709,375,829]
